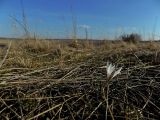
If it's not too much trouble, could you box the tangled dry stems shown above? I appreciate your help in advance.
[0,40,160,119]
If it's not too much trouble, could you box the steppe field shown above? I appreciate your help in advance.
[0,39,160,119]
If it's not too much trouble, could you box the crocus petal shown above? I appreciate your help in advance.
[107,64,113,76]
[112,67,122,79]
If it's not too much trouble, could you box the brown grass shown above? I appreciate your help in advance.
[0,39,160,119]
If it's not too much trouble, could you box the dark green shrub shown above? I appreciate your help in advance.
[120,33,142,43]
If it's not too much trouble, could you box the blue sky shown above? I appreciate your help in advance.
[0,0,160,39]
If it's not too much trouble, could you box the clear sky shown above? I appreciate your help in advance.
[0,0,160,40]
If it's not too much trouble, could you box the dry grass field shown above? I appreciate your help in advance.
[0,39,160,119]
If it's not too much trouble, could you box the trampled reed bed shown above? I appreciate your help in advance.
[0,39,160,119]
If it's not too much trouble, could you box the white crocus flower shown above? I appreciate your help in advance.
[99,62,122,120]
[100,62,122,80]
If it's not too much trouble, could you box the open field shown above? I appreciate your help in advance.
[0,39,160,119]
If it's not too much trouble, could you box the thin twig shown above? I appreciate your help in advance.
[27,104,61,120]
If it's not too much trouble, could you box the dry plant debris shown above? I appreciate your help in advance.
[0,40,160,119]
